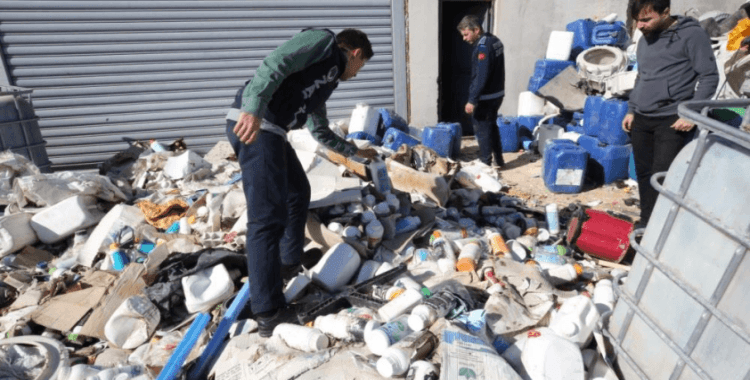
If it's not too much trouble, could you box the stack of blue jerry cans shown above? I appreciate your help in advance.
[422,122,462,159]
[566,19,596,59]
[579,96,632,184]
[591,21,629,49]
[382,127,420,151]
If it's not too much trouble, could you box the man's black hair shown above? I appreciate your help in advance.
[629,0,670,19]
[336,29,374,60]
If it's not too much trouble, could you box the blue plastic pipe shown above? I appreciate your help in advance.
[156,312,211,380]
[187,281,251,379]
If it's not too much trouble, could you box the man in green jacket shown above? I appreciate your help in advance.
[227,28,377,337]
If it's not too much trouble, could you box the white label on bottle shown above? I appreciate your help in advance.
[555,169,583,186]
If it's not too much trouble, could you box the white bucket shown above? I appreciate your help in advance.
[0,213,37,257]
[309,243,361,292]
[181,264,235,314]
[545,31,575,61]
[30,195,105,244]
[548,295,599,347]
[520,328,585,380]
[348,103,380,136]
[104,295,160,349]
[517,91,546,116]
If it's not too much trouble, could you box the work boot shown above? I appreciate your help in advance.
[257,306,299,338]
[280,263,302,284]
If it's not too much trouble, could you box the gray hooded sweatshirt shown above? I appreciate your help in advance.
[628,16,719,117]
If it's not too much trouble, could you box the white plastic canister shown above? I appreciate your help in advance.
[30,195,104,244]
[104,295,160,349]
[309,243,361,292]
[520,328,585,380]
[0,212,37,256]
[517,91,546,116]
[545,31,575,60]
[181,264,235,314]
[273,323,330,352]
[348,103,380,136]
[548,295,600,347]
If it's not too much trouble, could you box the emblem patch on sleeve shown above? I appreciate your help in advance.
[478,52,486,60]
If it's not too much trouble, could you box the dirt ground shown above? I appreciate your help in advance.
[458,137,642,221]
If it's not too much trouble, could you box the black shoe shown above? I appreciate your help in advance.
[257,306,299,338]
[280,263,302,283]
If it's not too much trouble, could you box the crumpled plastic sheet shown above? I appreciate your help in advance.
[9,171,129,211]
[0,152,42,206]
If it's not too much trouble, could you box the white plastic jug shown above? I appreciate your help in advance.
[163,150,210,180]
[549,295,599,347]
[181,264,235,313]
[520,328,585,380]
[309,243,361,292]
[104,295,160,349]
[348,103,380,136]
[518,91,546,116]
[546,31,575,61]
[354,260,382,284]
[0,212,37,256]
[283,273,311,303]
[30,195,104,244]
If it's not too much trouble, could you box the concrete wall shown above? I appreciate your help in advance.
[406,0,746,125]
[406,0,440,128]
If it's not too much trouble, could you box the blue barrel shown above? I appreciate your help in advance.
[517,115,543,140]
[382,127,420,151]
[422,126,454,158]
[497,116,520,152]
[527,59,576,92]
[566,19,597,59]
[378,108,409,135]
[628,149,637,180]
[543,139,588,193]
[578,135,632,184]
[591,21,629,48]
[346,131,381,146]
[598,98,630,145]
[583,96,605,137]
[436,122,462,159]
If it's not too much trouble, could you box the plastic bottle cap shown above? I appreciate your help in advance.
[308,332,330,351]
[573,263,584,276]
[456,257,476,272]
[408,313,428,332]
[365,330,390,355]
[377,355,400,378]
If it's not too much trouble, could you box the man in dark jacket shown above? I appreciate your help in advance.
[227,28,377,337]
[458,15,506,167]
[622,0,718,227]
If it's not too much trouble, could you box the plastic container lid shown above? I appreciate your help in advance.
[456,257,476,272]
[377,352,409,378]
[408,305,435,331]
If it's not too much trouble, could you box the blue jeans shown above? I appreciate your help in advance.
[226,121,311,314]
[472,97,504,166]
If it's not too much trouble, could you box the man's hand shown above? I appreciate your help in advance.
[355,147,379,161]
[622,113,634,132]
[671,118,695,132]
[233,112,262,144]
[465,103,475,115]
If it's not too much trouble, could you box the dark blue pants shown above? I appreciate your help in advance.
[226,121,311,315]
[630,113,693,225]
[472,97,504,166]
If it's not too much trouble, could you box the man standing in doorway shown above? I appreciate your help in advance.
[622,0,718,228]
[458,15,506,168]
[227,28,378,337]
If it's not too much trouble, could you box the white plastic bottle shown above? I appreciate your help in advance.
[408,289,462,331]
[309,243,361,292]
[369,159,392,195]
[394,276,431,297]
[378,287,424,322]
[85,365,145,380]
[520,327,585,380]
[593,279,615,315]
[272,323,330,352]
[456,241,482,272]
[377,330,439,378]
[365,314,414,355]
[549,295,600,347]
[406,360,439,380]
[314,314,372,342]
[545,263,583,286]
[366,220,384,249]
[545,203,560,236]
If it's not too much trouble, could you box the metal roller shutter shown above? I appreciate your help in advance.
[0,0,407,170]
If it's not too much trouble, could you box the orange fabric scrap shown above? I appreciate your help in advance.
[136,198,189,230]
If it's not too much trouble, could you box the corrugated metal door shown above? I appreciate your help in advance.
[0,0,406,171]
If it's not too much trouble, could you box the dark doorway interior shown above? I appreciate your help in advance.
[439,1,491,135]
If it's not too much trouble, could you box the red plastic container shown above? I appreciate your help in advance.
[566,208,633,262]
